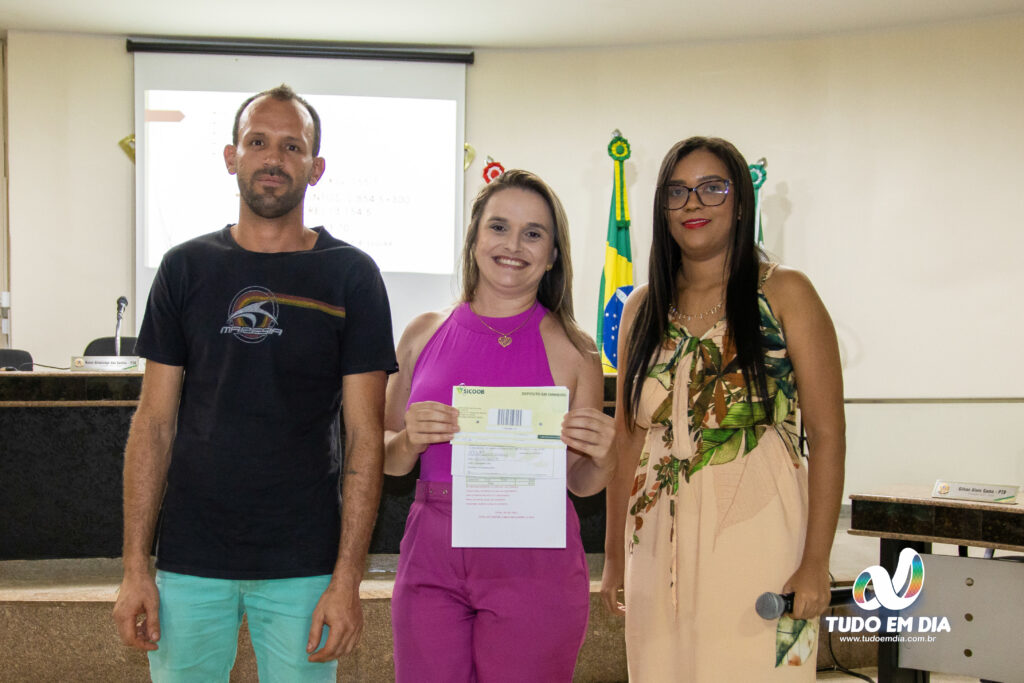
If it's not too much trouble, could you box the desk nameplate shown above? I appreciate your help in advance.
[932,480,1017,505]
[71,356,144,372]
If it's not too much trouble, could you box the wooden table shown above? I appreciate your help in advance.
[849,486,1023,683]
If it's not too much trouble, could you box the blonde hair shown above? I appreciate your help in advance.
[460,169,592,355]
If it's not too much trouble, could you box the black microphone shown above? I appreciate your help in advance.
[755,587,853,620]
[115,296,128,356]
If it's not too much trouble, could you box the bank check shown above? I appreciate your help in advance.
[450,385,569,548]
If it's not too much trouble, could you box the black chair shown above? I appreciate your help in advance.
[0,348,34,371]
[83,336,138,356]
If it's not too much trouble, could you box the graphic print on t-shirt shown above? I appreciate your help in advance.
[220,286,346,343]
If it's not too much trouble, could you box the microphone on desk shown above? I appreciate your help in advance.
[755,587,854,620]
[115,296,128,356]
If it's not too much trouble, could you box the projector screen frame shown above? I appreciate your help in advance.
[131,41,470,343]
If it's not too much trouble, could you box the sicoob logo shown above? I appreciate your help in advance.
[221,286,284,343]
[853,547,925,611]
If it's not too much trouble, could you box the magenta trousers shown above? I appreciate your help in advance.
[391,480,590,683]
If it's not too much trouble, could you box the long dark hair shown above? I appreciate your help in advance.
[622,137,769,426]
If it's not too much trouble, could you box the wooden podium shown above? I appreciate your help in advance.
[0,371,142,559]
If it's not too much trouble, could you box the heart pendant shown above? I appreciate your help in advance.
[497,335,512,348]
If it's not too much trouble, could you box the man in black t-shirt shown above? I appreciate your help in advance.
[113,85,397,681]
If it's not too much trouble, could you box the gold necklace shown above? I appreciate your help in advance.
[669,300,723,323]
[470,302,538,348]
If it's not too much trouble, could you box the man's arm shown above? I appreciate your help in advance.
[112,360,184,650]
[307,369,387,662]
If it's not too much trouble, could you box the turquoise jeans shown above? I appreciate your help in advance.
[148,570,337,682]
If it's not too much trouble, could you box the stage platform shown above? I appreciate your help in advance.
[0,509,893,682]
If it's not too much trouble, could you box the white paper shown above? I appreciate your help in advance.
[450,385,568,548]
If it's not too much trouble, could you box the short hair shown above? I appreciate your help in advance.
[231,84,322,156]
[460,169,592,355]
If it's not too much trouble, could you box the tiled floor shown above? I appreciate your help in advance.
[1,506,1016,683]
[818,669,980,682]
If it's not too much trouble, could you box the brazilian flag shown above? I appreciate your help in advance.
[597,134,634,370]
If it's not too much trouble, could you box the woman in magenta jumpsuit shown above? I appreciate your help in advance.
[384,170,616,682]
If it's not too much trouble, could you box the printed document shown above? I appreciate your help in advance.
[450,385,568,548]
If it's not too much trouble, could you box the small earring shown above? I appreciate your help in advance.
[545,264,553,272]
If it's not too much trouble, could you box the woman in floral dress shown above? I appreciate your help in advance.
[602,137,845,681]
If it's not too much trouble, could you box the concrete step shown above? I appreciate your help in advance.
[0,555,630,682]
[0,553,876,682]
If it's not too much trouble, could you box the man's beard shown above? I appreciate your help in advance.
[238,167,308,219]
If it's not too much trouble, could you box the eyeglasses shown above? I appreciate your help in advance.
[661,179,731,210]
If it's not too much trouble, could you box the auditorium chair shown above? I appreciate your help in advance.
[83,336,138,356]
[0,348,34,371]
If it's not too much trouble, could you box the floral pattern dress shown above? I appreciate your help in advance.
[623,264,817,682]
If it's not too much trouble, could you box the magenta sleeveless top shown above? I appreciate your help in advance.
[408,301,555,482]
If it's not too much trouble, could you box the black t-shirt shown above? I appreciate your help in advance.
[137,226,398,579]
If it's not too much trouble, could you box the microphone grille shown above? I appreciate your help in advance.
[755,592,785,620]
